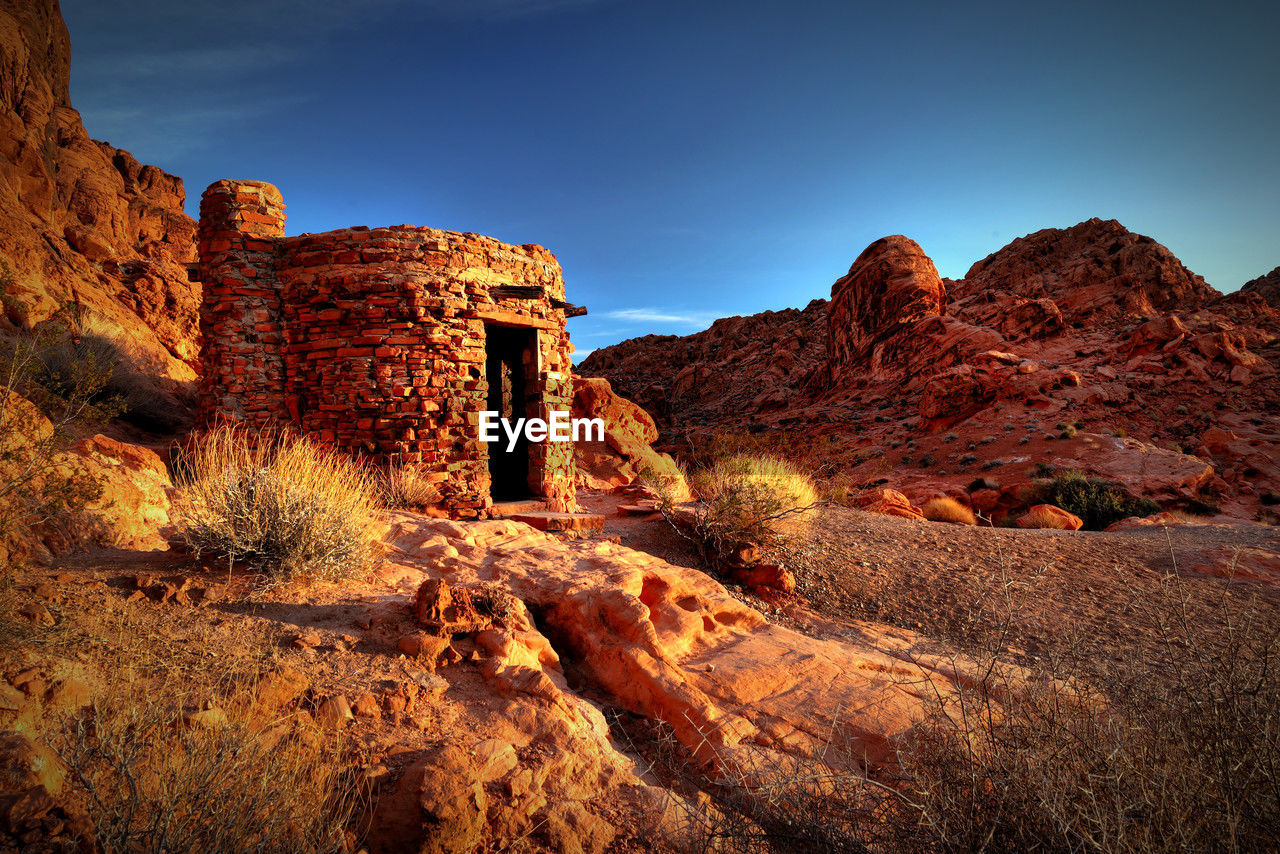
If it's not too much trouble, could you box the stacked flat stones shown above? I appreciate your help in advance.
[196,180,577,517]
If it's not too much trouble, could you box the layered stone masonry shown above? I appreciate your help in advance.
[196,179,579,517]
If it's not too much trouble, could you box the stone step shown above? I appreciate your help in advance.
[509,512,606,535]
[618,503,661,517]
[490,499,548,517]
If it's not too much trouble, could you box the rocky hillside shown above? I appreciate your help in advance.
[0,0,199,395]
[581,220,1280,522]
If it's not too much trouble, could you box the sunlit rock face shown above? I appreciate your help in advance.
[0,0,200,397]
[827,234,947,371]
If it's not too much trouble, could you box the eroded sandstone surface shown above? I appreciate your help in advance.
[0,0,198,403]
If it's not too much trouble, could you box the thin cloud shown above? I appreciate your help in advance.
[605,308,717,327]
[78,97,311,160]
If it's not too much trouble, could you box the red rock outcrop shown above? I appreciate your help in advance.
[1241,266,1280,307]
[571,376,689,496]
[952,218,1217,320]
[0,0,198,401]
[581,221,1280,522]
[578,299,829,434]
[827,235,946,373]
[382,513,1012,779]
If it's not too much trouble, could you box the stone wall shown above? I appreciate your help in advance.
[196,180,579,517]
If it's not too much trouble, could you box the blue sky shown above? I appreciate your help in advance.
[63,0,1279,360]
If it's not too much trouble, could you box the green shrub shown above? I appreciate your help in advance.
[1040,469,1160,530]
[173,427,381,581]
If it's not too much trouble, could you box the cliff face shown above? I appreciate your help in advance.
[580,222,1280,521]
[0,0,199,390]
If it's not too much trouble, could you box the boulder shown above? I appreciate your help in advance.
[1015,505,1084,531]
[827,235,946,369]
[571,376,689,499]
[854,488,925,521]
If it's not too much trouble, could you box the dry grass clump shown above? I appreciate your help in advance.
[920,496,977,525]
[173,427,380,581]
[695,453,818,527]
[378,463,441,510]
[653,451,821,567]
[895,583,1280,853]
[628,550,1280,852]
[57,689,359,854]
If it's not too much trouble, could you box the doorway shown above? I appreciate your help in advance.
[484,324,536,501]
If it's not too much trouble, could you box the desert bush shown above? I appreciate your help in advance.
[173,427,380,581]
[30,330,185,431]
[377,462,441,509]
[659,452,819,564]
[0,330,107,549]
[57,692,359,854]
[920,496,976,526]
[1039,469,1160,530]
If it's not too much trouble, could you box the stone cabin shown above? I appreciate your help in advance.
[194,179,586,517]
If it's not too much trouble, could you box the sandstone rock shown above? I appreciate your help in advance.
[414,578,492,635]
[316,695,354,730]
[1016,505,1084,531]
[571,375,690,498]
[1240,266,1280,307]
[385,514,1006,779]
[0,0,199,392]
[954,218,1218,320]
[855,488,925,521]
[828,235,946,369]
[352,692,381,719]
[253,665,309,713]
[397,632,451,668]
[729,563,797,594]
[572,218,1279,521]
[918,365,992,421]
[541,801,617,854]
[1187,546,1280,582]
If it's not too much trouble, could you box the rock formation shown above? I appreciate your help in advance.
[0,0,199,407]
[581,221,1280,522]
[827,234,946,373]
[1242,266,1280,307]
[952,217,1218,320]
[570,376,688,496]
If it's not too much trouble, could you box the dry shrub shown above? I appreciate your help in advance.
[0,332,106,551]
[625,552,1280,853]
[696,453,818,529]
[665,453,820,564]
[173,427,380,581]
[920,496,977,526]
[378,463,441,510]
[57,690,359,854]
[896,581,1280,853]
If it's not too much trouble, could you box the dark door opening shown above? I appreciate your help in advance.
[484,324,536,501]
